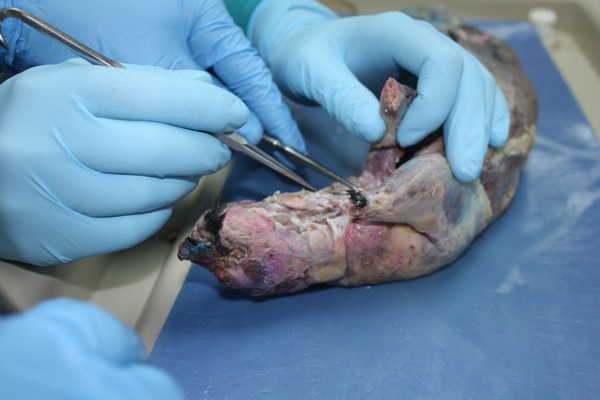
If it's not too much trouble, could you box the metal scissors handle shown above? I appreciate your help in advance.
[0,7,316,192]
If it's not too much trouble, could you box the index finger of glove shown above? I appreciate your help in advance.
[67,118,230,178]
[443,56,490,183]
[489,86,511,147]
[367,15,464,145]
[282,52,387,142]
[60,60,249,134]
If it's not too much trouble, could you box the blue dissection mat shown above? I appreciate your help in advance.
[151,21,600,399]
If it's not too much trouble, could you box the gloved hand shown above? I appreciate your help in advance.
[0,0,304,150]
[247,0,510,183]
[0,59,246,266]
[0,298,184,400]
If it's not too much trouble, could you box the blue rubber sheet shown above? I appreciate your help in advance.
[151,21,600,399]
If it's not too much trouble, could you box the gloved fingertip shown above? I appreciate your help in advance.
[396,126,426,147]
[235,111,262,144]
[489,85,511,147]
[215,143,232,170]
[349,109,387,143]
[456,168,479,184]
[289,135,308,154]
[489,111,511,148]
[114,208,175,251]
[368,119,388,143]
[449,156,482,184]
[226,99,250,132]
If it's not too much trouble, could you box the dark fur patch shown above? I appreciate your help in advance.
[202,204,230,256]
[204,204,226,237]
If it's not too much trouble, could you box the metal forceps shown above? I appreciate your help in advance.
[261,134,363,193]
[0,7,317,191]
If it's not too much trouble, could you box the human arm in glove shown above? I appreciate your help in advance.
[0,298,184,400]
[225,0,510,183]
[0,0,304,150]
[0,60,245,266]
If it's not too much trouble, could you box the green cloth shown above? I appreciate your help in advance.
[223,0,264,33]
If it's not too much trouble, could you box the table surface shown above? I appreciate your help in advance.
[151,21,600,399]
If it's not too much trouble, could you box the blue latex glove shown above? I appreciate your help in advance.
[248,0,511,183]
[0,298,184,399]
[0,0,304,150]
[0,59,247,266]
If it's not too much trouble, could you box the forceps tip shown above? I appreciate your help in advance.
[346,189,368,208]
